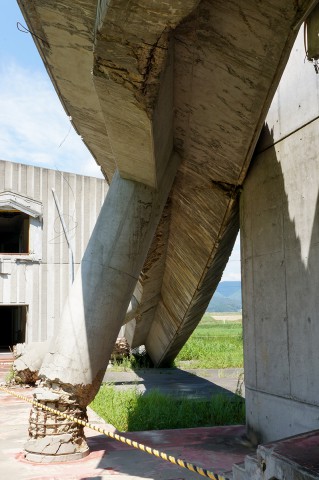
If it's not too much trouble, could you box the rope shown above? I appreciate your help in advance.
[0,385,229,480]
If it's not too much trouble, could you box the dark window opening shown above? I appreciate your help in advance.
[0,306,27,350]
[0,211,29,253]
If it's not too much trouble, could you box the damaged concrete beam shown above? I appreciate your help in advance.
[93,0,200,187]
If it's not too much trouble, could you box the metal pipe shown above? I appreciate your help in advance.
[51,188,74,284]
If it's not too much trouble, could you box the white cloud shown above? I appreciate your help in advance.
[221,234,241,281]
[0,62,103,178]
[221,270,241,281]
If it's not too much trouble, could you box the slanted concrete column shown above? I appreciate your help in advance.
[25,159,179,461]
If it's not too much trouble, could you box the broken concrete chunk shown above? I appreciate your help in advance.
[33,388,60,402]
[111,337,130,360]
[25,434,75,455]
[13,342,49,384]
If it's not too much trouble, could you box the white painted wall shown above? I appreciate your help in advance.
[0,160,107,343]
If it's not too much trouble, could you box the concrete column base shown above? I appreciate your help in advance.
[24,386,89,463]
[24,442,89,463]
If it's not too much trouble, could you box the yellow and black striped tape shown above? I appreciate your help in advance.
[0,385,228,480]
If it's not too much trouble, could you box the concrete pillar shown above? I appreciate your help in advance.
[241,120,319,444]
[242,131,319,442]
[242,128,319,442]
[25,158,179,461]
[241,29,319,444]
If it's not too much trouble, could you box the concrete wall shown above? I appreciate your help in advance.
[0,160,107,344]
[241,29,319,442]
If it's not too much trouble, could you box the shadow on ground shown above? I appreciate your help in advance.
[91,368,247,478]
[103,367,244,400]
[89,425,252,479]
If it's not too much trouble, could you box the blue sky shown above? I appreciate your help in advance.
[1,2,44,70]
[1,1,241,280]
[0,1,103,177]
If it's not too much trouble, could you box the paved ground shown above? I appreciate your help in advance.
[0,355,252,479]
[103,367,244,399]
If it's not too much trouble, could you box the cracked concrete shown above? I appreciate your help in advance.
[13,342,49,385]
[17,0,317,462]
[18,0,314,370]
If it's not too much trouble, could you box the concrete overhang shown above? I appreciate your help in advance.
[0,191,43,218]
[17,0,199,188]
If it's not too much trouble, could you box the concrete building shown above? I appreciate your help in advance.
[0,159,107,351]
[15,0,319,476]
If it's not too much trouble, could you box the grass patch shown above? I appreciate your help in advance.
[90,384,245,432]
[174,318,243,369]
[109,314,243,371]
[5,365,17,384]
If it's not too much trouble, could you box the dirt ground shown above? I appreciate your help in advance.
[209,313,242,322]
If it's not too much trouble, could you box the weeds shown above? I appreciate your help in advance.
[111,319,243,371]
[111,350,153,371]
[90,384,245,432]
[5,365,17,384]
[175,320,243,369]
[91,316,245,431]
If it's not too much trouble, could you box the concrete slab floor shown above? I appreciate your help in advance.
[0,361,253,479]
[103,367,244,399]
[261,429,319,476]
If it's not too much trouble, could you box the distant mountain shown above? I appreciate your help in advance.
[216,281,241,297]
[206,281,242,312]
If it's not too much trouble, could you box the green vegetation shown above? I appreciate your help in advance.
[174,314,243,369]
[111,350,153,371]
[5,365,17,384]
[110,313,243,371]
[90,385,245,432]
[91,313,244,432]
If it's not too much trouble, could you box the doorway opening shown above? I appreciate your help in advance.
[0,305,27,351]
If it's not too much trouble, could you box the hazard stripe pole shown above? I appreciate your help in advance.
[0,385,229,480]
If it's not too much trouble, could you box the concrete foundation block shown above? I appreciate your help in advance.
[24,433,89,463]
[232,462,247,480]
[24,449,89,463]
[244,455,261,480]
[25,434,74,455]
